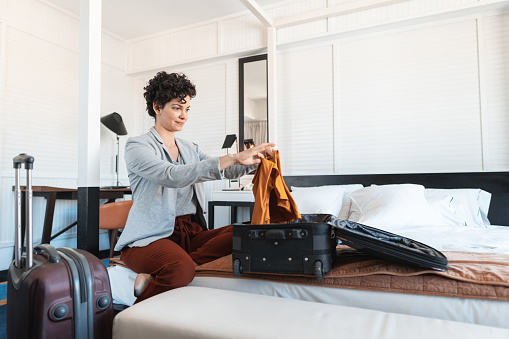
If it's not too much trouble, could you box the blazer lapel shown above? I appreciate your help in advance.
[175,138,189,164]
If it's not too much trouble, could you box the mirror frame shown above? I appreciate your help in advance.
[239,54,268,151]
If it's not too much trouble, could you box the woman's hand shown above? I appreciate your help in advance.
[236,143,276,166]
[219,142,276,170]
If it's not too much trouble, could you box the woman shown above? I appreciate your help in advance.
[115,71,274,303]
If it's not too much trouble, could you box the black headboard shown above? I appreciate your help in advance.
[284,172,509,226]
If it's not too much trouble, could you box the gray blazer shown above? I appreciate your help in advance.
[115,127,254,250]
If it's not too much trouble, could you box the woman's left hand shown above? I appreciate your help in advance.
[236,143,276,166]
[219,143,276,170]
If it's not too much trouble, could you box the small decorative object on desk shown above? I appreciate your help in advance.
[223,179,242,191]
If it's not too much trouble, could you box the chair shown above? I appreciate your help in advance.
[99,200,133,263]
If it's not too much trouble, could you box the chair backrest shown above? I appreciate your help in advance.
[99,200,133,230]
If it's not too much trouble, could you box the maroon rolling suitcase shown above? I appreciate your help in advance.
[7,154,114,339]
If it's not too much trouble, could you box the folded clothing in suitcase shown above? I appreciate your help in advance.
[7,154,113,339]
[232,214,448,281]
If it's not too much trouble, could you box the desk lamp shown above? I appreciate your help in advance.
[101,112,128,187]
[221,134,240,190]
[222,134,238,153]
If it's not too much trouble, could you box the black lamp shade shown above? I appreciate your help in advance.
[222,134,237,149]
[101,112,128,136]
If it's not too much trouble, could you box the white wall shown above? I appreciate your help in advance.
[335,19,483,174]
[0,0,140,269]
[482,13,509,170]
[277,45,335,174]
[1,0,509,270]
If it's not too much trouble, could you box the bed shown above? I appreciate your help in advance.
[109,171,509,329]
[191,172,509,329]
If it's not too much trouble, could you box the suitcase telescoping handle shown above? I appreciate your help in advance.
[13,153,35,269]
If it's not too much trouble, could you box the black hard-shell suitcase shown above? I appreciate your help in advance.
[7,154,114,339]
[232,214,448,281]
[232,216,338,281]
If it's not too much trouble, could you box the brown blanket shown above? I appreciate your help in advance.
[195,250,509,301]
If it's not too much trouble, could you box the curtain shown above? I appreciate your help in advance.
[245,121,267,146]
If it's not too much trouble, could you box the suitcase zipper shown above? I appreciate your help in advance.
[58,248,95,339]
[59,249,88,302]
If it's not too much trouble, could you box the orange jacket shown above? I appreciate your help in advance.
[251,150,301,224]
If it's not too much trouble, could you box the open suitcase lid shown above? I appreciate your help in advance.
[296,214,448,272]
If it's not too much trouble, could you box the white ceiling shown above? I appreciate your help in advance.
[45,0,296,40]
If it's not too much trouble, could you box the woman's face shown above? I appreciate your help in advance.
[154,96,191,133]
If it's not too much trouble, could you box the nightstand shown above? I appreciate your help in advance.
[208,191,255,229]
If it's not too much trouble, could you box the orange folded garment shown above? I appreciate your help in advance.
[251,150,301,224]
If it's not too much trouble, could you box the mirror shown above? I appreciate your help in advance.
[239,54,268,151]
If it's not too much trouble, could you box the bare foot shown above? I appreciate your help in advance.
[134,273,154,298]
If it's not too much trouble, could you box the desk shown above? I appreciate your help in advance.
[208,191,254,229]
[16,186,131,245]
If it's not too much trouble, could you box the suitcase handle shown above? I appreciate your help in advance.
[13,153,35,269]
[13,153,34,169]
[34,244,61,263]
[249,229,308,240]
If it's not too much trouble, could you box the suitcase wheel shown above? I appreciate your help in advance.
[51,304,69,321]
[233,258,243,277]
[314,260,323,281]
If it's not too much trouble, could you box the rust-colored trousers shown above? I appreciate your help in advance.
[121,214,233,303]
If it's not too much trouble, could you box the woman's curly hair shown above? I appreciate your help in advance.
[143,71,196,118]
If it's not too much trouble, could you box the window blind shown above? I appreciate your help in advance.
[334,20,482,174]
[482,13,509,171]
[277,45,334,175]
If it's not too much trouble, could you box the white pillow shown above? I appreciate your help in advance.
[290,186,345,216]
[291,184,363,218]
[424,188,491,227]
[337,184,364,220]
[425,194,465,226]
[348,184,444,229]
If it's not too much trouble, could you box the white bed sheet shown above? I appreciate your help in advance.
[108,224,509,328]
[373,224,509,254]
